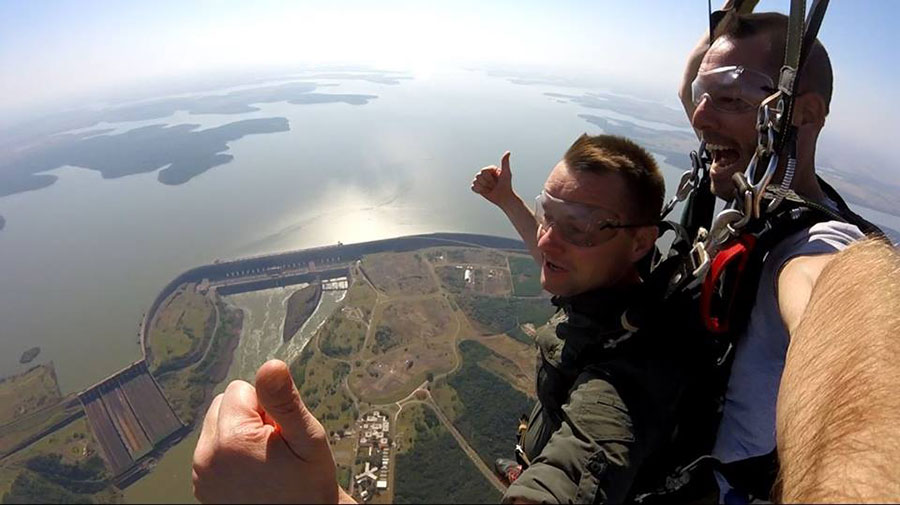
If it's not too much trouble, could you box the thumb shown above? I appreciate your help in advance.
[255,359,321,453]
[500,151,512,183]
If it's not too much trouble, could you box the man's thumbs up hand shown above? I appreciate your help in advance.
[472,151,516,208]
[193,360,353,504]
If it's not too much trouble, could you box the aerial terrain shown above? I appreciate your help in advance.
[0,238,558,504]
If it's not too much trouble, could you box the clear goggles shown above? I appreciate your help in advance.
[534,190,652,248]
[691,65,776,113]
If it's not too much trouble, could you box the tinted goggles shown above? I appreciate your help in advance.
[534,190,652,248]
[691,65,776,113]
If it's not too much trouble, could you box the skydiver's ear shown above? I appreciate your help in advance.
[792,92,827,129]
[629,225,658,264]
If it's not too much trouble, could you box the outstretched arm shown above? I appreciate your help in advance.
[471,151,541,264]
[776,239,900,502]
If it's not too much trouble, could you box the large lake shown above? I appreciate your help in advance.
[2,67,898,504]
[0,68,700,393]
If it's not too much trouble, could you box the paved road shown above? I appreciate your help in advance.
[396,392,507,495]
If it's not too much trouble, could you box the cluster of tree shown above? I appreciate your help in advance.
[456,294,555,338]
[2,454,112,503]
[3,471,91,504]
[289,346,315,385]
[434,267,466,294]
[371,326,400,354]
[318,315,366,358]
[447,341,533,465]
[394,408,499,504]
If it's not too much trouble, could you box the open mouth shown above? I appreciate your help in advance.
[706,143,741,170]
[544,258,567,273]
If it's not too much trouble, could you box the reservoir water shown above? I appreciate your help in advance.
[2,67,897,503]
[0,68,696,394]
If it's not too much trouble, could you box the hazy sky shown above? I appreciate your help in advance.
[2,0,898,175]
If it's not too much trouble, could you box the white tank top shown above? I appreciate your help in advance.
[711,220,865,495]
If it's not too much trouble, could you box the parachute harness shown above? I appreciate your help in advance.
[681,0,831,334]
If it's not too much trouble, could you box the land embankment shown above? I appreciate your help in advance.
[283,284,322,343]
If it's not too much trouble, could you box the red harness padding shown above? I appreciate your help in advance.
[701,234,758,334]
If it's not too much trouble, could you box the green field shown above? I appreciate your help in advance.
[0,418,121,504]
[318,311,368,358]
[394,404,499,504]
[147,283,217,374]
[508,255,543,296]
[442,341,533,466]
[289,346,357,435]
[343,278,377,321]
[155,300,243,426]
[456,293,555,341]
[318,279,376,359]
[0,364,62,425]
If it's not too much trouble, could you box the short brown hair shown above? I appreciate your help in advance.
[714,11,833,113]
[563,134,665,224]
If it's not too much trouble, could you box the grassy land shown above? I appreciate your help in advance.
[350,296,456,405]
[0,364,62,424]
[473,335,537,398]
[394,404,499,504]
[147,283,216,374]
[361,252,437,296]
[442,340,533,467]
[318,279,376,359]
[425,247,508,268]
[282,284,322,342]
[508,255,543,297]
[342,276,377,322]
[0,398,83,460]
[289,346,357,435]
[429,379,463,422]
[456,294,555,342]
[318,309,369,358]
[0,418,122,504]
[155,299,243,427]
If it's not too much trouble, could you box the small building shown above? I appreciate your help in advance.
[376,480,388,490]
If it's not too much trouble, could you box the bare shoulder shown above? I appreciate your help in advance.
[777,252,839,337]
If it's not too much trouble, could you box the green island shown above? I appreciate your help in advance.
[283,283,322,342]
[144,282,244,427]
[0,236,559,504]
[18,348,40,365]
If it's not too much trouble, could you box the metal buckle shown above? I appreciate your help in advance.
[661,141,707,219]
[709,209,744,250]
[687,207,744,285]
[690,239,711,280]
